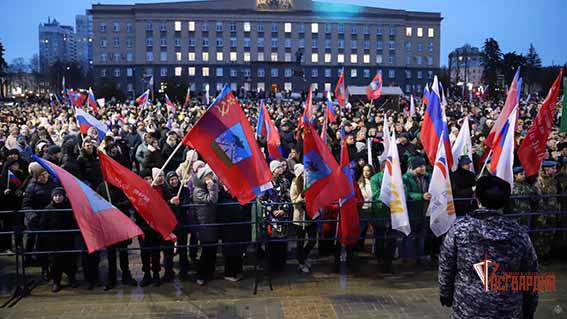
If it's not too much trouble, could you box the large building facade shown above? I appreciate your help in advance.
[90,0,441,98]
[448,44,483,86]
[76,14,94,75]
[39,18,77,73]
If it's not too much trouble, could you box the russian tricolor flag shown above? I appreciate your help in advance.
[488,103,518,189]
[325,91,337,123]
[75,108,108,141]
[32,155,143,253]
[419,76,453,169]
[88,88,99,113]
[165,93,176,113]
[136,89,150,105]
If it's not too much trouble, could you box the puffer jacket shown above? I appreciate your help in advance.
[192,174,219,243]
[439,208,538,319]
[77,151,102,188]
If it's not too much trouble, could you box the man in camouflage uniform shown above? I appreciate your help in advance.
[439,176,538,318]
[553,158,567,257]
[532,161,559,263]
[508,167,538,228]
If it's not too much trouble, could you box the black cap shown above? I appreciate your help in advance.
[513,166,524,174]
[51,187,66,198]
[47,145,62,155]
[458,155,472,166]
[410,157,426,169]
[475,176,511,209]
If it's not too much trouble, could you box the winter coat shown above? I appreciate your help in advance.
[40,200,78,252]
[142,148,165,171]
[439,208,538,319]
[450,167,478,216]
[163,180,190,233]
[369,172,390,220]
[217,187,251,256]
[290,177,309,226]
[77,151,102,188]
[161,143,185,173]
[22,178,58,223]
[403,171,431,225]
[192,174,219,243]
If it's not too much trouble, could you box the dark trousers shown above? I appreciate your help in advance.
[107,240,131,282]
[162,241,175,275]
[51,252,76,284]
[172,230,189,273]
[139,232,162,275]
[334,243,355,268]
[25,216,48,269]
[82,252,100,284]
[294,224,317,264]
[371,222,398,267]
[197,245,217,280]
[267,240,287,271]
[189,231,198,261]
[224,255,243,277]
[0,212,13,250]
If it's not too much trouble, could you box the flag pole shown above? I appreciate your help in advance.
[366,99,374,119]
[151,141,184,186]
[478,149,493,179]
[334,201,341,246]
[104,182,112,204]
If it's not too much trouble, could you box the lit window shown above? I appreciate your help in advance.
[175,67,182,76]
[188,67,195,76]
[324,53,331,63]
[175,21,182,32]
[405,27,412,37]
[417,27,423,37]
[311,23,318,33]
[202,52,209,62]
[243,22,251,32]
[202,67,209,77]
[311,53,319,63]
[188,21,195,31]
[284,53,292,62]
[351,69,357,78]
[258,52,264,61]
[376,54,383,64]
[284,23,292,33]
[428,27,434,38]
[216,52,223,61]
[176,52,182,61]
[244,52,251,62]
[271,52,278,62]
[285,82,292,91]
[188,52,195,61]
[363,54,370,64]
[230,52,237,62]
[350,54,357,64]
[338,54,344,63]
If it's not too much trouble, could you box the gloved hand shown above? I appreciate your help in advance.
[440,296,452,307]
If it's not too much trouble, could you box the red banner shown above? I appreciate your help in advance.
[517,69,563,176]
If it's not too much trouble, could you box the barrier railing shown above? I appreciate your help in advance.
[0,194,566,307]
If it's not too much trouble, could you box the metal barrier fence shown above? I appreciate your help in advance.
[0,194,566,307]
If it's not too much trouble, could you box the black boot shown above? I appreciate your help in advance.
[163,270,175,283]
[68,275,78,288]
[152,273,161,287]
[140,273,153,287]
[122,272,138,286]
[51,283,62,293]
[104,280,116,291]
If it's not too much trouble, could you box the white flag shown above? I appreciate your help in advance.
[493,107,517,190]
[428,137,456,237]
[367,137,373,167]
[378,114,390,163]
[96,98,106,108]
[451,116,474,173]
[409,95,416,117]
[379,131,411,236]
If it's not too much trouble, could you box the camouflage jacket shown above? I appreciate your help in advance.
[439,208,538,319]
[535,176,559,215]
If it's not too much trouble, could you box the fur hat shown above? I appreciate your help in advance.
[475,176,511,209]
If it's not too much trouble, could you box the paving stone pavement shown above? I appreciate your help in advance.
[0,252,566,318]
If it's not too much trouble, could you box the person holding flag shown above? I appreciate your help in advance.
[165,93,176,114]
[87,88,99,113]
[136,89,150,106]
[402,157,430,262]
[256,100,284,160]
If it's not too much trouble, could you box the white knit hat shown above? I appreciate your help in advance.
[270,160,282,172]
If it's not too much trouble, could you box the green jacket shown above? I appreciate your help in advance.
[369,172,391,220]
[402,171,431,220]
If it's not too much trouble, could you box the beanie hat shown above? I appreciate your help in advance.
[197,164,213,180]
[51,187,66,198]
[192,160,205,173]
[475,176,511,209]
[270,160,282,172]
[152,167,164,180]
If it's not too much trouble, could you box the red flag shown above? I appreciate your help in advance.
[260,101,283,160]
[88,88,99,113]
[181,84,273,205]
[99,152,177,241]
[32,155,143,253]
[366,73,383,101]
[486,68,521,150]
[337,139,361,245]
[297,84,313,140]
[334,71,348,107]
[518,69,564,176]
[303,123,351,218]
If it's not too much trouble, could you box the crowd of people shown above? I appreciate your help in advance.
[0,90,565,294]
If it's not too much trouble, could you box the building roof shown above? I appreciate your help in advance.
[90,0,442,21]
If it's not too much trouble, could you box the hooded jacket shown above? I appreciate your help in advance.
[438,208,538,319]
[192,172,219,243]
